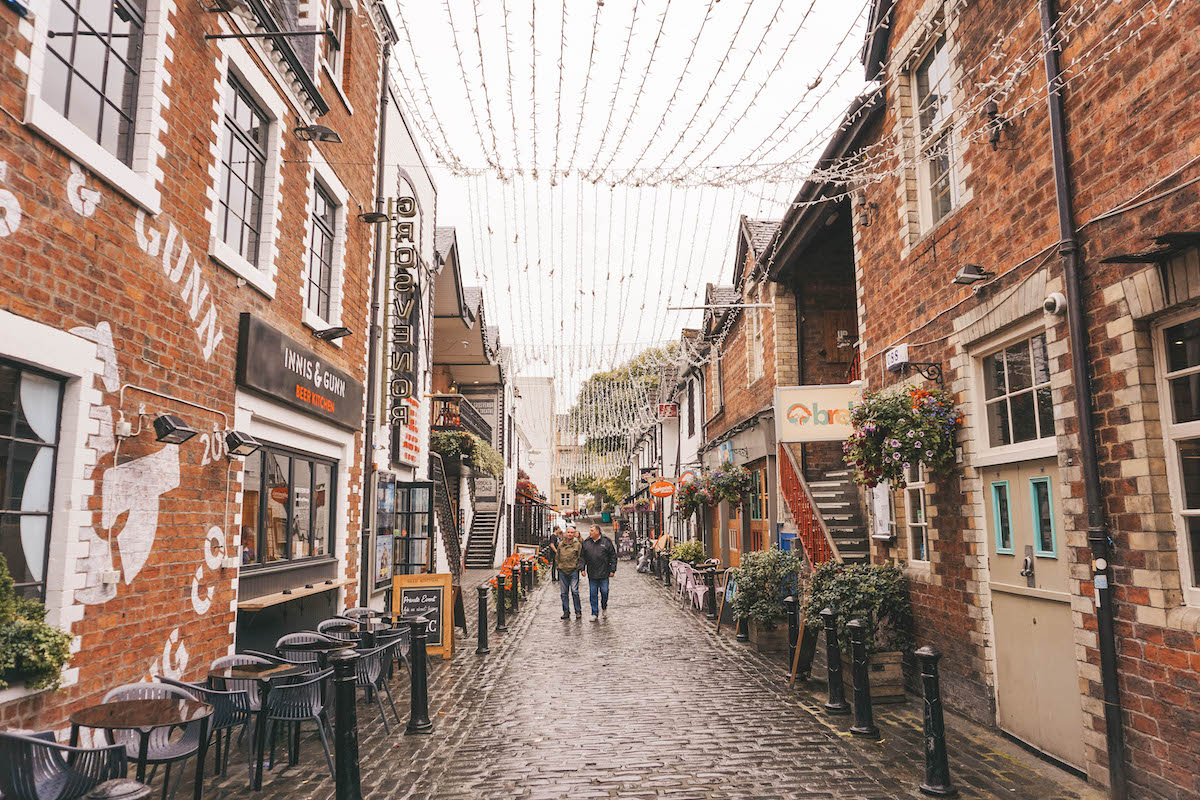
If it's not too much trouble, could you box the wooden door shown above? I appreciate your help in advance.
[727,502,741,568]
[983,456,1084,769]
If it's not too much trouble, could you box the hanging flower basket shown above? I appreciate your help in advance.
[843,386,962,487]
[707,461,753,505]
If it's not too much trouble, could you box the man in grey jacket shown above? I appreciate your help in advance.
[580,525,618,620]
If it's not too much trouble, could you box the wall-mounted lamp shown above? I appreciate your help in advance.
[953,263,994,285]
[358,210,389,224]
[294,124,342,144]
[153,414,199,445]
[313,326,352,341]
[984,101,1006,151]
[856,193,876,228]
[224,430,262,457]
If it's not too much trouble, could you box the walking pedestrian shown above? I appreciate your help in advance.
[580,524,617,621]
[556,528,583,620]
[547,528,561,581]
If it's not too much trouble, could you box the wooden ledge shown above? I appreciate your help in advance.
[238,578,352,611]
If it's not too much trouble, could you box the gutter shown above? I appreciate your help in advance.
[1039,1,1127,795]
[360,37,392,607]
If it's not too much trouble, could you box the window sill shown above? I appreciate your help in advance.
[321,62,354,115]
[209,236,275,298]
[0,681,53,708]
[303,308,343,348]
[1166,604,1200,633]
[972,440,1057,468]
[911,202,966,250]
[26,98,161,215]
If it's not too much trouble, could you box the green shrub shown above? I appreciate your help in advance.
[431,430,504,479]
[731,547,804,626]
[805,561,914,655]
[0,555,72,690]
[670,539,706,564]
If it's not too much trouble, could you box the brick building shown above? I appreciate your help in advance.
[0,0,394,732]
[848,0,1200,795]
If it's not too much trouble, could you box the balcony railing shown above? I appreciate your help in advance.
[778,443,842,567]
[431,394,493,442]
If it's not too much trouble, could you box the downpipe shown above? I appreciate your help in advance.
[1039,1,1127,795]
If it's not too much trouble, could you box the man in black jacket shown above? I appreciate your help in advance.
[580,524,618,620]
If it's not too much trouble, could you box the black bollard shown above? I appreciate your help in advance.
[820,607,851,715]
[510,569,519,613]
[475,585,490,655]
[705,570,718,621]
[916,646,958,796]
[329,648,363,800]
[524,560,532,592]
[735,617,749,642]
[847,618,879,738]
[783,595,799,676]
[495,575,508,633]
[663,555,671,587]
[404,616,434,735]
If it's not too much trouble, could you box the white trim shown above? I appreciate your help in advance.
[967,317,1057,464]
[23,0,172,215]
[299,149,350,343]
[208,36,287,296]
[1151,307,1200,608]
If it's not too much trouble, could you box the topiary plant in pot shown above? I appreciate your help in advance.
[805,561,915,702]
[731,547,804,655]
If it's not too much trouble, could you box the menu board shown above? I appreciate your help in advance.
[391,573,455,659]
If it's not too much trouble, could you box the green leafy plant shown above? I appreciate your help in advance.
[0,555,71,690]
[804,562,915,655]
[843,386,962,487]
[707,462,753,505]
[731,547,804,627]
[671,539,706,564]
[431,431,504,478]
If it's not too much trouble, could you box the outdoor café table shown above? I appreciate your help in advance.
[207,662,308,791]
[356,620,391,648]
[280,639,352,670]
[69,698,212,800]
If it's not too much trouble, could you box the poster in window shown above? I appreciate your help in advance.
[375,534,393,587]
[377,473,395,531]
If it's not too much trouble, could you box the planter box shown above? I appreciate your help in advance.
[842,649,906,704]
[749,620,789,655]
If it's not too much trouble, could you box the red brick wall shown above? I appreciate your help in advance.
[853,0,1200,793]
[0,3,382,733]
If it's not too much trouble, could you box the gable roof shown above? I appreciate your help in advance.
[744,219,779,259]
[435,227,457,261]
[862,0,897,80]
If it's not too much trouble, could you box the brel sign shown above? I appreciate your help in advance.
[384,193,421,465]
[774,384,862,443]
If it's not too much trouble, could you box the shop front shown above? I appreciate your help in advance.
[232,314,364,654]
[700,411,777,566]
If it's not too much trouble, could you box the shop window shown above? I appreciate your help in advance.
[906,463,929,562]
[218,74,270,267]
[911,33,957,230]
[981,332,1055,449]
[44,0,145,166]
[239,443,335,568]
[1155,314,1200,604]
[306,182,337,322]
[0,361,65,600]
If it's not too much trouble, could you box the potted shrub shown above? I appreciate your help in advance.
[670,539,705,565]
[0,555,72,692]
[731,547,804,655]
[805,562,915,703]
[843,386,962,487]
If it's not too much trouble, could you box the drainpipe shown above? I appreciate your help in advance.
[361,39,392,607]
[1039,1,1127,795]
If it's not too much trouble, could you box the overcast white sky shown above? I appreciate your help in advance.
[385,0,873,405]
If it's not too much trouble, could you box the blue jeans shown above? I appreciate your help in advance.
[559,570,581,614]
[588,577,610,616]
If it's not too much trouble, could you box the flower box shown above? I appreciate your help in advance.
[749,620,789,655]
[841,649,906,704]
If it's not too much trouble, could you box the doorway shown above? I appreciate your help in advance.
[982,456,1084,769]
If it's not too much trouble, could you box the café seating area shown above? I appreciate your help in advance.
[0,612,413,800]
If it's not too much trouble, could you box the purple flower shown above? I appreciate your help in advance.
[914,441,921,448]
[893,453,901,460]
[926,450,934,457]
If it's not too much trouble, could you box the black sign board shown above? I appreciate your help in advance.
[398,586,445,648]
[236,314,364,430]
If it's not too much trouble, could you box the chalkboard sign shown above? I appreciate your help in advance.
[391,573,455,659]
[715,569,737,633]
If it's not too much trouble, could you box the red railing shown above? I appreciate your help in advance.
[846,348,861,382]
[778,443,841,566]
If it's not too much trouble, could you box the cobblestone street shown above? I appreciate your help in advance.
[204,551,1103,800]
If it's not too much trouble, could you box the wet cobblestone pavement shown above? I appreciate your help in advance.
[203,562,1103,799]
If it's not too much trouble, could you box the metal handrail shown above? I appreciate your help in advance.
[778,443,843,566]
[431,394,493,442]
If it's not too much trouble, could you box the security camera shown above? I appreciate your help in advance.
[1043,292,1067,316]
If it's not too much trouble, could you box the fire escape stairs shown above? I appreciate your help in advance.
[464,510,500,569]
[805,469,870,564]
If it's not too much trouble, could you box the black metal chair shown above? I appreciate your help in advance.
[0,730,128,800]
[263,669,335,780]
[155,677,251,779]
[208,654,272,710]
[275,632,341,666]
[99,683,205,800]
[316,618,360,642]
[376,624,411,682]
[341,607,374,620]
[352,644,401,733]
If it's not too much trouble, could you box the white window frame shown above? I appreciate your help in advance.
[23,0,169,213]
[1153,307,1200,607]
[905,463,930,563]
[323,0,348,89]
[909,32,958,232]
[208,43,287,299]
[745,288,765,385]
[970,319,1058,467]
[301,151,349,339]
[711,345,724,413]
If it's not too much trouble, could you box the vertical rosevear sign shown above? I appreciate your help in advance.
[385,194,421,465]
